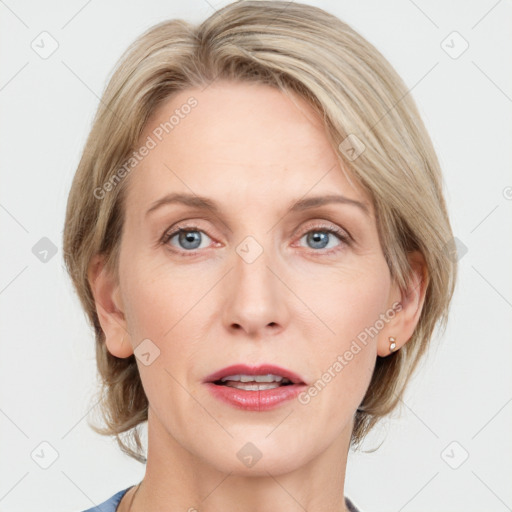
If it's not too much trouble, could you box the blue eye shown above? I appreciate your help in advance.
[298,227,349,253]
[301,229,344,250]
[163,228,212,251]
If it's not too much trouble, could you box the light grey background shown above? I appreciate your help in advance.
[1,1,511,511]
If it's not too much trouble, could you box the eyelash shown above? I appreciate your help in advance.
[161,222,351,257]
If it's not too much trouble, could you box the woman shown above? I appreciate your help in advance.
[63,1,457,511]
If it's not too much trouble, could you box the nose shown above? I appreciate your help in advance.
[222,242,289,337]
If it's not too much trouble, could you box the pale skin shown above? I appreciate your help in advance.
[88,81,428,512]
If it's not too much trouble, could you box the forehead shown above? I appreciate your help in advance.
[125,81,370,215]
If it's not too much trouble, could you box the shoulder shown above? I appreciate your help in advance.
[78,486,134,512]
[345,495,363,512]
[79,487,359,512]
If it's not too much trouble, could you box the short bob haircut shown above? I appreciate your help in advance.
[63,0,458,463]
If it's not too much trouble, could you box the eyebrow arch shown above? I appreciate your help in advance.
[145,192,370,218]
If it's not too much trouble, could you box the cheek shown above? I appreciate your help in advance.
[296,260,389,406]
[295,257,391,344]
[119,255,216,394]
[120,253,196,340]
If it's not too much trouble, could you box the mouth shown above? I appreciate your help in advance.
[213,374,295,391]
[204,363,306,387]
[203,364,307,411]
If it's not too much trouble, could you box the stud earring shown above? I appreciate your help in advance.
[389,336,397,353]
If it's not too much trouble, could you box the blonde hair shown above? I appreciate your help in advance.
[63,0,457,463]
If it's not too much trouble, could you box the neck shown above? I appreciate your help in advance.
[126,406,352,512]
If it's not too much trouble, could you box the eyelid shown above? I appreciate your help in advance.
[292,222,351,256]
[296,220,352,242]
[161,222,215,247]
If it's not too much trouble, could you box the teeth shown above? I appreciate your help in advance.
[224,382,282,391]
[220,374,290,383]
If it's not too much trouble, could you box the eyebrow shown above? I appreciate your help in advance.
[145,192,370,218]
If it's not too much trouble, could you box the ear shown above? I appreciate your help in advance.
[377,250,429,357]
[87,253,134,358]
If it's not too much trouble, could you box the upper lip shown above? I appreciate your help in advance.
[204,364,306,385]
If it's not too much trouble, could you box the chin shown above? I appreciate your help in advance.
[193,431,316,477]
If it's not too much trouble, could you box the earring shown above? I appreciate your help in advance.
[389,336,397,353]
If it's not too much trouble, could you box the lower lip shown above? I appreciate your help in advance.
[204,382,307,411]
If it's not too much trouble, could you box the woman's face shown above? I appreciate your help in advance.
[108,81,403,475]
